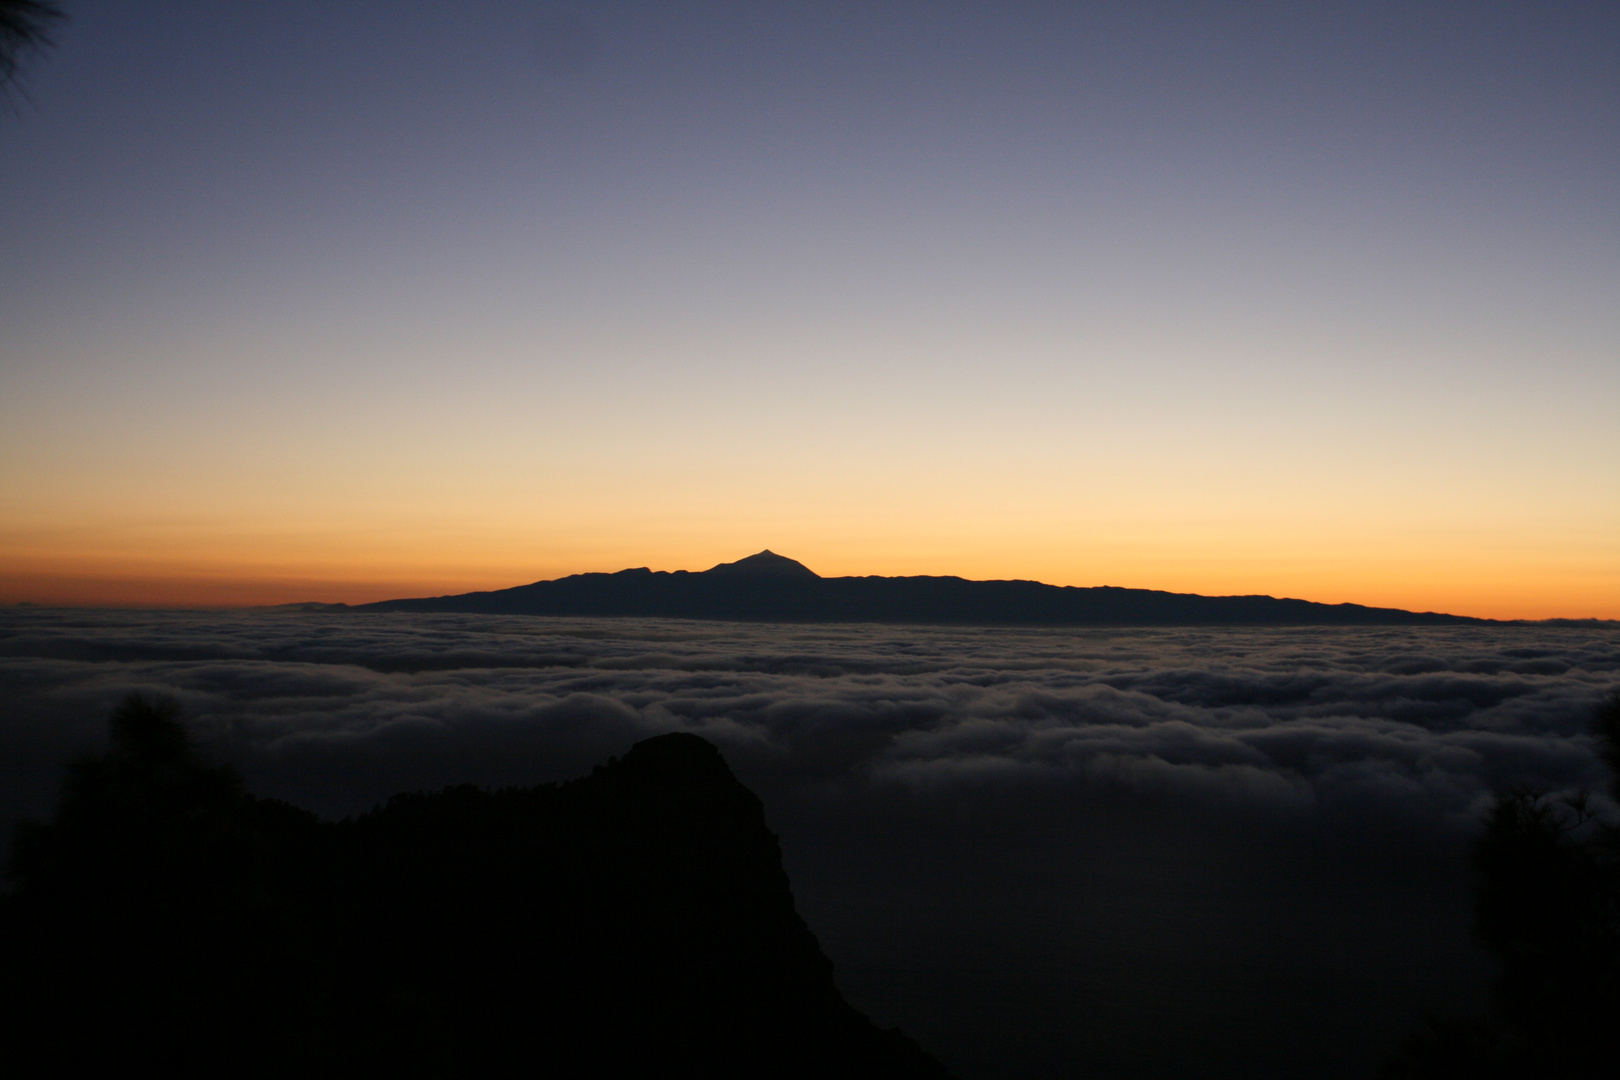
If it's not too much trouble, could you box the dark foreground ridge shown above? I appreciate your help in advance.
[351,549,1488,626]
[1,697,953,1079]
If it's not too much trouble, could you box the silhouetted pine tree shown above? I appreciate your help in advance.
[0,0,65,107]
[1385,691,1620,1078]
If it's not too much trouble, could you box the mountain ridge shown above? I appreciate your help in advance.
[1,697,953,1077]
[347,551,1495,626]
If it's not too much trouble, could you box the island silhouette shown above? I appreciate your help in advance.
[346,550,1488,626]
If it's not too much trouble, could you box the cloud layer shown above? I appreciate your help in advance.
[3,609,1617,1079]
[4,609,1612,819]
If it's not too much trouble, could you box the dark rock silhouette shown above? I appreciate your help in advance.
[1384,690,1620,1078]
[703,548,821,579]
[1,697,953,1079]
[349,550,1487,626]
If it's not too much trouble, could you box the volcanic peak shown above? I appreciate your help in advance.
[702,550,820,579]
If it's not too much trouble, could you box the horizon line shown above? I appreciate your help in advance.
[6,552,1616,625]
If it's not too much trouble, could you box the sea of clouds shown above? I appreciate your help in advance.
[3,608,1616,1079]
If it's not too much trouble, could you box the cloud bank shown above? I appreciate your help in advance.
[2,608,1616,1079]
[4,609,1611,820]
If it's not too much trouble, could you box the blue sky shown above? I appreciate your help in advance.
[2,1,1616,615]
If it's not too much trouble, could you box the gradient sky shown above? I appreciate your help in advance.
[2,1,1616,617]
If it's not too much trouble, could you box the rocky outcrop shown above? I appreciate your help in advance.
[2,697,952,1079]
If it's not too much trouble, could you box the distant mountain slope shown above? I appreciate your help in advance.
[353,551,1486,626]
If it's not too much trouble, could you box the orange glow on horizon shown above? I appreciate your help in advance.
[3,544,1614,622]
[4,450,1615,620]
[3,4,1617,637]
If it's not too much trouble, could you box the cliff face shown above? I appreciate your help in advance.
[2,698,951,1079]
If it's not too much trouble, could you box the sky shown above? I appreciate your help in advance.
[4,610,1616,1076]
[2,1,1616,618]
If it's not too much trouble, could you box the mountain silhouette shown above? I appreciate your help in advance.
[703,549,821,578]
[350,551,1487,626]
[1,696,955,1078]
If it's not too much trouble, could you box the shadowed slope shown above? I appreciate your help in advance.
[2,698,953,1079]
